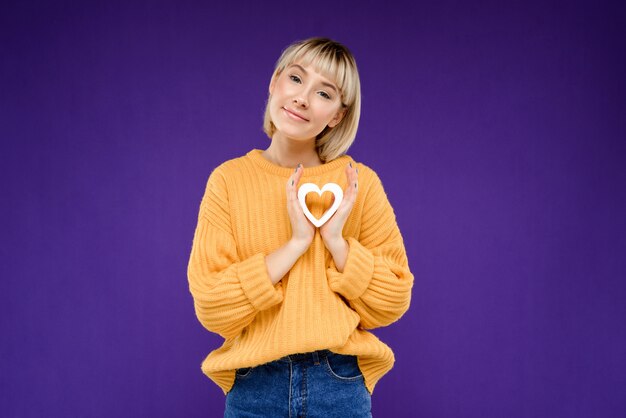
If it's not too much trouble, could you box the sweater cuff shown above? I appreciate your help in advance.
[238,252,284,311]
[326,236,375,300]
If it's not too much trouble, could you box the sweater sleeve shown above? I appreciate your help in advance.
[187,167,284,340]
[326,170,414,330]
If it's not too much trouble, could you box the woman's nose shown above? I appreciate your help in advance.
[293,96,308,107]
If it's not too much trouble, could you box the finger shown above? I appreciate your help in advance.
[295,163,303,183]
[341,165,351,204]
[345,162,357,199]
[287,169,297,202]
[348,160,358,177]
[287,172,294,198]
[350,162,358,197]
[353,171,358,198]
[289,163,303,202]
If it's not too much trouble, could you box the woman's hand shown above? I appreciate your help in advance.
[287,164,316,252]
[319,162,358,249]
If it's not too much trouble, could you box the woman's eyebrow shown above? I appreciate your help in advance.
[289,64,338,93]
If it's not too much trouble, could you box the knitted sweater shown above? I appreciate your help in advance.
[187,149,414,395]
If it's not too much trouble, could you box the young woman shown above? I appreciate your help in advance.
[187,37,414,417]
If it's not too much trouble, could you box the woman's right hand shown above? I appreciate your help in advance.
[287,163,315,252]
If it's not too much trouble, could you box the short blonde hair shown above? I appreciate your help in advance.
[262,37,361,163]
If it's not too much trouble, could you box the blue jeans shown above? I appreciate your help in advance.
[224,349,372,417]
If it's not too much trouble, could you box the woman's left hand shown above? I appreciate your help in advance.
[319,162,358,247]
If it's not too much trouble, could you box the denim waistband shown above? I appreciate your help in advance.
[277,349,330,363]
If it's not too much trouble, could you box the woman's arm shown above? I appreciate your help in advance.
[265,162,317,285]
[187,167,298,340]
[319,162,358,273]
[324,238,349,272]
[188,223,305,339]
[326,169,414,330]
[266,238,309,285]
[188,162,318,339]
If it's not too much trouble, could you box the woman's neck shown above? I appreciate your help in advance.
[262,137,324,168]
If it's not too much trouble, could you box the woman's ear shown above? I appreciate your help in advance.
[269,70,281,95]
[328,108,347,128]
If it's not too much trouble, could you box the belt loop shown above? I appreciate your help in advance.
[312,351,319,365]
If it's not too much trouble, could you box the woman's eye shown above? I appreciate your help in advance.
[319,91,331,99]
[289,75,301,83]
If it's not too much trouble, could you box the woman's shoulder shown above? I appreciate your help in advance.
[208,152,254,177]
[344,158,394,204]
[218,152,250,170]
[346,158,383,185]
[202,153,253,194]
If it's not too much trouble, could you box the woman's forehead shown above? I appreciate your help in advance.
[286,60,339,85]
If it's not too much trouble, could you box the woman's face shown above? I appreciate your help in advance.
[268,62,345,143]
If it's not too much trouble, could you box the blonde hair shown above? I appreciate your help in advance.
[262,37,361,163]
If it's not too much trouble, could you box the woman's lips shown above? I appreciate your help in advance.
[283,107,308,122]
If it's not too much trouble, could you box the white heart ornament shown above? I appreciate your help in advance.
[297,183,343,227]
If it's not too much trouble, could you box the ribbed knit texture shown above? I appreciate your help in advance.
[187,149,414,396]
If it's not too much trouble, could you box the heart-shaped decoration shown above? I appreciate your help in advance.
[297,183,343,227]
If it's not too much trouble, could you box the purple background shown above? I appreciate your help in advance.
[2,1,625,417]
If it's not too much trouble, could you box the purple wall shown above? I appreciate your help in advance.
[2,1,625,417]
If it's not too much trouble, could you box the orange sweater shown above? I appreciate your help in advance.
[187,149,414,395]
